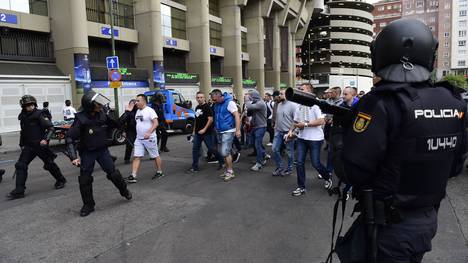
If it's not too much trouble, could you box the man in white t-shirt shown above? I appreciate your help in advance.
[62,100,77,121]
[288,83,332,196]
[125,94,164,183]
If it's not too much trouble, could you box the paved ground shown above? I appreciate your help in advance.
[0,134,467,263]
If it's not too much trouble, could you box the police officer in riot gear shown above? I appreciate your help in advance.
[337,19,467,262]
[7,95,67,200]
[66,90,132,217]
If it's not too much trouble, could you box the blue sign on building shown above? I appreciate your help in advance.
[101,27,119,37]
[106,56,119,70]
[166,39,178,47]
[210,47,217,54]
[0,13,18,24]
[91,81,149,89]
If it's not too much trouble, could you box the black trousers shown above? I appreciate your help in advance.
[266,119,274,143]
[14,145,65,193]
[157,124,168,149]
[79,148,128,207]
[124,132,136,161]
[377,208,437,263]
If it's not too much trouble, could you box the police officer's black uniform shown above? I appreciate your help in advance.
[152,94,169,152]
[66,90,132,217]
[122,103,137,163]
[8,95,67,199]
[338,19,467,262]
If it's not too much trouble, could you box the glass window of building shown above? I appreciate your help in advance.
[209,0,220,17]
[0,0,48,16]
[461,10,467,17]
[459,40,467,46]
[460,30,467,37]
[161,4,187,39]
[458,60,466,66]
[444,32,450,37]
[444,42,449,47]
[460,20,467,27]
[209,21,222,46]
[416,1,424,8]
[242,32,247,53]
[86,0,134,29]
[172,0,186,5]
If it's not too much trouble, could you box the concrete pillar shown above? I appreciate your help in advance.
[265,13,281,91]
[280,26,296,89]
[49,0,89,107]
[186,0,212,96]
[245,0,265,96]
[220,1,243,105]
[135,0,164,89]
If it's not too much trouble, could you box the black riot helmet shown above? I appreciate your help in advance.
[81,89,111,112]
[19,95,38,108]
[371,19,438,83]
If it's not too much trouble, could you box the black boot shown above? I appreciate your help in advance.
[122,189,132,200]
[7,190,25,200]
[0,169,4,183]
[54,177,67,189]
[80,205,95,217]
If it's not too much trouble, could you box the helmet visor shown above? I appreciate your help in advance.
[91,93,111,107]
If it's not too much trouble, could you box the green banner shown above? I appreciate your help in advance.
[165,72,199,84]
[212,76,233,86]
[243,79,257,88]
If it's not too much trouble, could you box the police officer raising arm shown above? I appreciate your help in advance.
[66,90,133,217]
[337,19,467,263]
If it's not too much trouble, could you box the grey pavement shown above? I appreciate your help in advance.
[0,134,467,263]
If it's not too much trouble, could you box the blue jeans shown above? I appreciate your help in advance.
[217,131,235,157]
[296,138,330,189]
[272,131,294,171]
[192,133,223,169]
[252,127,266,164]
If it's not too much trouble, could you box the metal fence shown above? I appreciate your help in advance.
[0,29,54,62]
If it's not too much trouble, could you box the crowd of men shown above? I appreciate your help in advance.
[0,83,364,212]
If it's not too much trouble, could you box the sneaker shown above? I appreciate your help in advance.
[188,167,200,173]
[219,172,227,178]
[125,175,138,183]
[317,174,324,180]
[206,156,219,164]
[272,168,283,177]
[281,169,293,177]
[266,142,273,146]
[223,172,236,182]
[265,154,271,160]
[233,152,241,163]
[324,178,333,190]
[152,171,165,180]
[251,163,263,171]
[292,187,306,196]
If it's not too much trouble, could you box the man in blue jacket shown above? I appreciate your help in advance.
[210,89,241,181]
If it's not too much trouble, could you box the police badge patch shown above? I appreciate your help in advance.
[353,112,372,133]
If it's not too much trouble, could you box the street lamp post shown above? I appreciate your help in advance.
[109,0,119,115]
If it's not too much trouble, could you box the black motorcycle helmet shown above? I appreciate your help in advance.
[371,19,438,83]
[81,89,111,112]
[19,95,38,108]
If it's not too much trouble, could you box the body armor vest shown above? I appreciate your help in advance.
[76,111,110,151]
[373,83,466,208]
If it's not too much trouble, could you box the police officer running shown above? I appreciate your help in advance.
[7,95,67,199]
[337,19,467,262]
[66,90,132,217]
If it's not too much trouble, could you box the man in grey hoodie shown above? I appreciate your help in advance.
[246,90,268,171]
